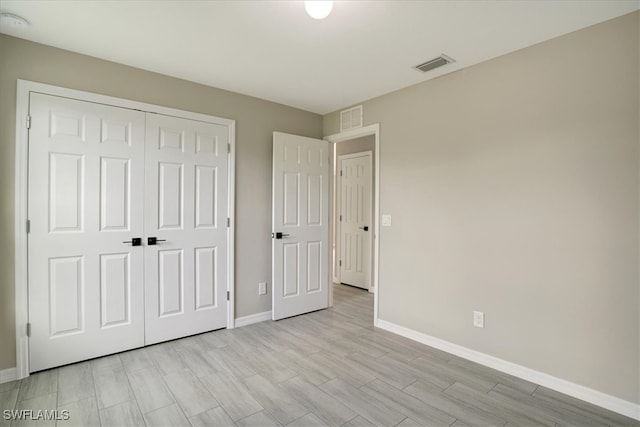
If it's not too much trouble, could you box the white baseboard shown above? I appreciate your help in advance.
[235,311,271,328]
[376,319,640,421]
[0,367,18,384]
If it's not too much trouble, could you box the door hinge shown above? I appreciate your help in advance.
[339,260,342,267]
[339,214,342,222]
[26,219,30,234]
[227,217,230,227]
[26,323,31,337]
[227,143,231,154]
[226,291,230,301]
[340,170,343,176]
[26,115,31,129]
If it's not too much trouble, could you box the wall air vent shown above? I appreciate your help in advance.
[415,54,455,73]
[340,105,363,132]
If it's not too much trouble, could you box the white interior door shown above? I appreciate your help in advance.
[272,132,329,320]
[28,93,146,371]
[144,113,229,344]
[339,152,372,289]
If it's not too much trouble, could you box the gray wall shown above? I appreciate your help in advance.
[0,35,322,370]
[324,12,640,404]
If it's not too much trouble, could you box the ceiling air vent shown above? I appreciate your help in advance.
[340,105,363,132]
[415,54,455,73]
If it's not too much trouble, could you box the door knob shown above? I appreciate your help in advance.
[358,226,369,231]
[147,237,167,245]
[123,237,142,246]
[272,232,290,239]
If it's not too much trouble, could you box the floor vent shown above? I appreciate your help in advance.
[415,54,455,73]
[340,105,363,132]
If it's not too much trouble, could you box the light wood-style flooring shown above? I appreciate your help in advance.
[0,284,637,426]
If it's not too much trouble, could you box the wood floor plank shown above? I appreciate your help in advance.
[236,410,282,427]
[0,389,19,425]
[286,412,327,427]
[189,406,236,427]
[16,370,57,402]
[360,378,456,426]
[7,283,632,427]
[56,397,100,427]
[147,343,188,376]
[99,400,145,427]
[404,380,507,426]
[127,367,175,414]
[444,382,551,426]
[120,348,154,373]
[163,368,219,417]
[207,346,257,379]
[242,374,308,425]
[532,386,638,426]
[319,378,406,426]
[200,371,263,421]
[11,393,57,427]
[488,384,598,426]
[277,349,335,386]
[308,351,376,387]
[57,362,95,406]
[144,402,191,427]
[92,363,135,409]
[279,376,356,426]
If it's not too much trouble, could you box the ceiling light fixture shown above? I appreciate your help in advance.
[0,11,30,28]
[304,1,333,20]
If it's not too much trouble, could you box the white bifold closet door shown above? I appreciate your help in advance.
[144,113,228,344]
[27,93,229,372]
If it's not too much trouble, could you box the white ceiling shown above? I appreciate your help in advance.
[1,1,638,114]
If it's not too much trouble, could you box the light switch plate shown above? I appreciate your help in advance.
[258,282,267,295]
[382,214,392,227]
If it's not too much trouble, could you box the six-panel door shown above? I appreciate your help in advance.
[28,93,146,371]
[27,93,230,371]
[272,132,329,320]
[339,153,372,289]
[144,114,229,344]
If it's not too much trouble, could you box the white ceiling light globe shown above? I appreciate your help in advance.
[304,1,333,20]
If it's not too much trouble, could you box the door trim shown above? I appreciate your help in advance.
[324,124,380,327]
[337,151,373,290]
[14,79,236,379]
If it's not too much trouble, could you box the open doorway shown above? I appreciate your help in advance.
[336,147,374,291]
[325,124,380,326]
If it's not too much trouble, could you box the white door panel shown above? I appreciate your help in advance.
[144,114,228,344]
[339,153,372,289]
[28,93,145,372]
[28,93,232,371]
[272,132,329,320]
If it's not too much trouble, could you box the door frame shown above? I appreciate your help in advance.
[14,80,236,379]
[337,151,373,291]
[325,124,380,326]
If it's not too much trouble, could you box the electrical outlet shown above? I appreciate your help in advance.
[382,214,392,227]
[258,282,267,295]
[473,311,484,328]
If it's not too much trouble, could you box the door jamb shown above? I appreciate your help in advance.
[14,79,236,379]
[324,124,380,326]
[336,151,373,291]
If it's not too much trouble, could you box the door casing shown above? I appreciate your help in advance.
[14,80,236,379]
[325,124,381,325]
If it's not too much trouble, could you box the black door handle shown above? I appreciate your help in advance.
[358,226,369,231]
[272,232,290,239]
[147,237,167,245]
[123,237,142,246]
